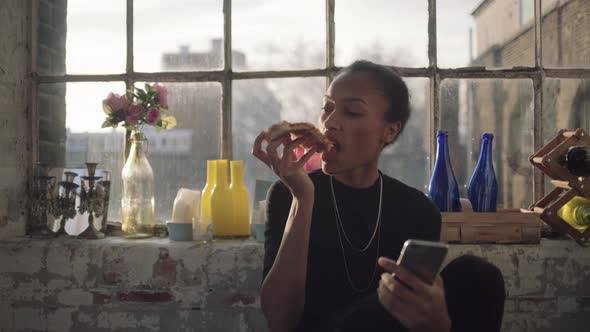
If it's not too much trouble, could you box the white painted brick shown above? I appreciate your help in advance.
[557,296,578,313]
[0,303,14,329]
[14,308,47,330]
[47,308,74,332]
[57,289,93,306]
[0,243,44,273]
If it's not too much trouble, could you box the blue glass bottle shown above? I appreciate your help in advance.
[428,130,462,212]
[468,133,498,212]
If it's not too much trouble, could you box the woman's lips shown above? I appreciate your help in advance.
[321,141,340,162]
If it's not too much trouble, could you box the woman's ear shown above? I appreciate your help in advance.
[383,122,402,144]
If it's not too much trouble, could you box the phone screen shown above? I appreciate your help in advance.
[397,240,448,284]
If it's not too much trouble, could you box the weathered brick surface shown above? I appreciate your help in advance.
[0,0,30,240]
[0,238,589,331]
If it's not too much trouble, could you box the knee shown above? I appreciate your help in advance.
[441,255,506,332]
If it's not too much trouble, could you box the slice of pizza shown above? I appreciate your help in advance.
[264,121,333,152]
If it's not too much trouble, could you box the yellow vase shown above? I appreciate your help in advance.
[230,160,251,237]
[210,160,233,237]
[200,160,216,228]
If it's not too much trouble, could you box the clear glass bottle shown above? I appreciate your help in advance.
[468,133,498,212]
[428,130,462,212]
[230,160,251,237]
[121,130,155,238]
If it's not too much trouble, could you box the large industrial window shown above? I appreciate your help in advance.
[34,0,590,223]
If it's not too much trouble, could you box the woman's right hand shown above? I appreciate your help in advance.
[252,131,317,200]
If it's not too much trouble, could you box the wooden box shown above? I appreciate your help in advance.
[441,209,541,244]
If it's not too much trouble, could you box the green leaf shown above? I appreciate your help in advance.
[101,120,112,128]
[102,101,113,115]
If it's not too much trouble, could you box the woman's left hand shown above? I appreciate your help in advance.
[377,257,451,332]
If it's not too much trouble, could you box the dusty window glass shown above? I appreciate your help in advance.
[437,0,480,68]
[468,0,534,68]
[233,0,325,70]
[335,0,428,67]
[38,82,128,223]
[138,82,222,223]
[543,78,590,193]
[542,0,590,68]
[440,79,534,209]
[135,0,224,72]
[233,77,325,207]
[379,78,430,193]
[63,0,126,74]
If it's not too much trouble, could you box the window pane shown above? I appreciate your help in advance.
[135,1,223,72]
[37,82,127,223]
[233,0,325,70]
[139,83,222,222]
[437,0,481,68]
[469,0,534,68]
[379,78,430,193]
[63,0,126,74]
[543,78,590,193]
[542,0,590,68]
[335,0,428,67]
[233,77,325,206]
[440,79,534,209]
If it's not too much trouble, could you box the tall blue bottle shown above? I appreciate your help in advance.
[428,130,462,212]
[468,133,498,212]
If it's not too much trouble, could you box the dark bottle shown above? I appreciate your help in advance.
[559,146,590,177]
[428,130,462,212]
[468,133,498,212]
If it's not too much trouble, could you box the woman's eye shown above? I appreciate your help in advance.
[321,104,334,112]
[346,111,362,117]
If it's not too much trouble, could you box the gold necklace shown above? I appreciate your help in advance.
[330,174,383,292]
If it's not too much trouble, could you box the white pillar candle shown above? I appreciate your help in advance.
[172,188,201,224]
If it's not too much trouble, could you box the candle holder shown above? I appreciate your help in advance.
[28,163,57,237]
[51,171,80,236]
[77,163,110,239]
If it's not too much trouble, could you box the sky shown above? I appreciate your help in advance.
[64,0,482,132]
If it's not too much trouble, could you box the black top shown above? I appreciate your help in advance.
[263,169,441,330]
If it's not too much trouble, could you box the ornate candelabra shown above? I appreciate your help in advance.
[77,163,111,239]
[52,171,80,236]
[28,164,56,237]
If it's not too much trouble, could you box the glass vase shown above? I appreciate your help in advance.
[121,130,155,238]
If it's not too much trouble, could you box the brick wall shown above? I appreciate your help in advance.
[0,0,31,239]
[37,0,67,166]
[0,239,589,331]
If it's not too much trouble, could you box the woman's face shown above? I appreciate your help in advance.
[320,70,399,175]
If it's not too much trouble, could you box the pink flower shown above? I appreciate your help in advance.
[105,92,128,112]
[126,104,145,125]
[146,107,161,125]
[154,84,168,107]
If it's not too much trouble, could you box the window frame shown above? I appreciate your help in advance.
[31,0,590,204]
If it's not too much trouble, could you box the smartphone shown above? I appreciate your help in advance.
[396,239,449,285]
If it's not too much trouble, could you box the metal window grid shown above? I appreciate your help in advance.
[30,0,590,201]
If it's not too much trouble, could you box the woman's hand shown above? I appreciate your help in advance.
[252,131,317,200]
[377,257,451,332]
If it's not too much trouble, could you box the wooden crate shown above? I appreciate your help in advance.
[441,209,541,244]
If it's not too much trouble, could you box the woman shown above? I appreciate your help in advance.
[252,60,505,332]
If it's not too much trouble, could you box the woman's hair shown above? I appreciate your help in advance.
[336,60,411,145]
